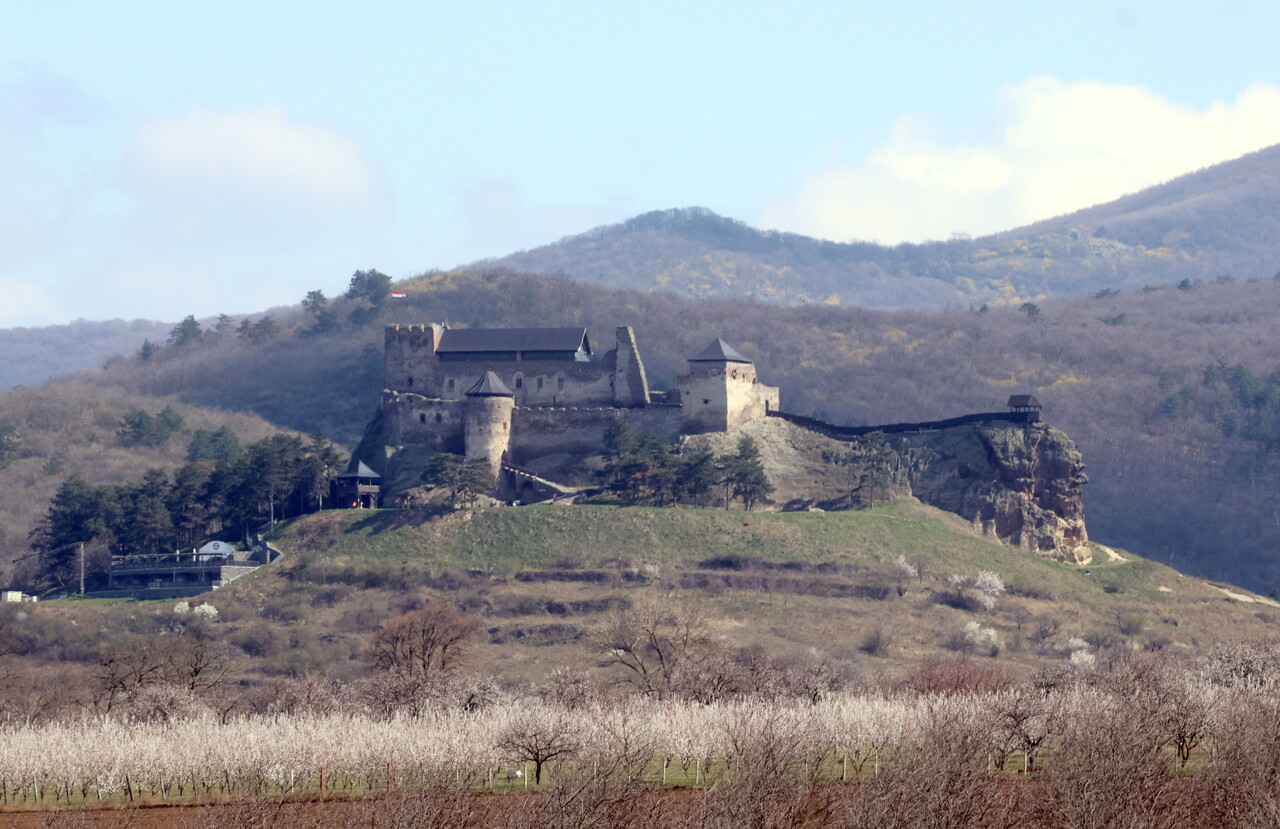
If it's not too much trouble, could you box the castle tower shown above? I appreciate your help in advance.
[463,371,516,477]
[384,323,445,394]
[678,339,780,434]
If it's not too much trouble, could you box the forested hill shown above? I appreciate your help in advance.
[0,318,172,388]
[487,145,1280,309]
[4,267,1275,595]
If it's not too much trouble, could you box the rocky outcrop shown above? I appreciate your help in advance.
[891,423,1090,564]
[687,417,1090,564]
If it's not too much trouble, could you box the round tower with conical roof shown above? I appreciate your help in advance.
[463,371,516,476]
[677,339,780,434]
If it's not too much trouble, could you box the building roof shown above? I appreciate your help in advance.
[690,338,751,363]
[336,460,382,479]
[436,327,591,356]
[465,371,516,397]
[1007,394,1042,408]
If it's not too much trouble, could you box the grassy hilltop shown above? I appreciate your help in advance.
[78,500,1272,685]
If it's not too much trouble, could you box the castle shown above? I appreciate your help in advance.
[377,324,779,475]
[361,323,1090,563]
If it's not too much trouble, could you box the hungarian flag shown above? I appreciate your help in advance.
[390,290,407,298]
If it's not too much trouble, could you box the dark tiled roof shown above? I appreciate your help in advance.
[466,371,515,396]
[690,338,750,363]
[337,460,381,479]
[1007,394,1042,408]
[436,327,591,355]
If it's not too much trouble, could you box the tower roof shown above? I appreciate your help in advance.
[465,371,515,397]
[690,338,751,363]
[336,460,381,479]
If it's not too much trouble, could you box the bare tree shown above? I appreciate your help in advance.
[371,603,478,678]
[496,707,580,785]
[593,596,710,699]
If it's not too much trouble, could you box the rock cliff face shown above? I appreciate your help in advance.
[687,417,1090,564]
[891,423,1090,564]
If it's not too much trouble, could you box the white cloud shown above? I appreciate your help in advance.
[128,105,387,244]
[132,105,380,203]
[761,78,1280,244]
[0,280,57,327]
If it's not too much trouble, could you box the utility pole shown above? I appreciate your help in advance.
[79,541,85,596]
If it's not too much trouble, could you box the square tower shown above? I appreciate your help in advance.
[677,339,779,434]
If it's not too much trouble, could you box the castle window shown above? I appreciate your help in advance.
[435,412,442,423]
[514,374,523,389]
[537,377,544,390]
[703,399,710,405]
[419,413,426,424]
[407,376,414,387]
[557,375,565,391]
[446,378,455,392]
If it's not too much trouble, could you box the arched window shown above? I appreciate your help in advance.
[514,373,524,389]
[557,375,565,391]
[419,413,426,424]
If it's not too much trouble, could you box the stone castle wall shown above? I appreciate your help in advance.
[439,359,615,407]
[380,393,684,466]
[510,405,682,461]
[381,391,465,453]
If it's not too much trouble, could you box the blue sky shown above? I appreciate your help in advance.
[4,1,1280,327]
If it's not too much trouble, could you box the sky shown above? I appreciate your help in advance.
[4,1,1280,328]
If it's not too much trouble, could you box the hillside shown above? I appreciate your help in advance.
[25,502,1279,694]
[0,376,301,586]
[8,265,1280,596]
[486,146,1280,308]
[0,318,172,389]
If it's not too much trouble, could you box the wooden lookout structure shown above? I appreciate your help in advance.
[332,460,383,508]
[1006,394,1043,421]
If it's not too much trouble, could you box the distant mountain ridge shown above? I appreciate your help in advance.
[0,318,171,388]
[488,145,1280,308]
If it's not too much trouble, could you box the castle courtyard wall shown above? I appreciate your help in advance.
[382,391,465,453]
[510,405,682,461]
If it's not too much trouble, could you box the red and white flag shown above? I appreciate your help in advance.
[390,290,407,298]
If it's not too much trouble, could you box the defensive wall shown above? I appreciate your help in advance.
[510,404,682,460]
[766,409,1041,439]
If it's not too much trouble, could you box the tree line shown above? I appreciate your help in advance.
[599,421,774,509]
[21,431,343,594]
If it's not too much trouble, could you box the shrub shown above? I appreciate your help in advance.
[1118,613,1148,636]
